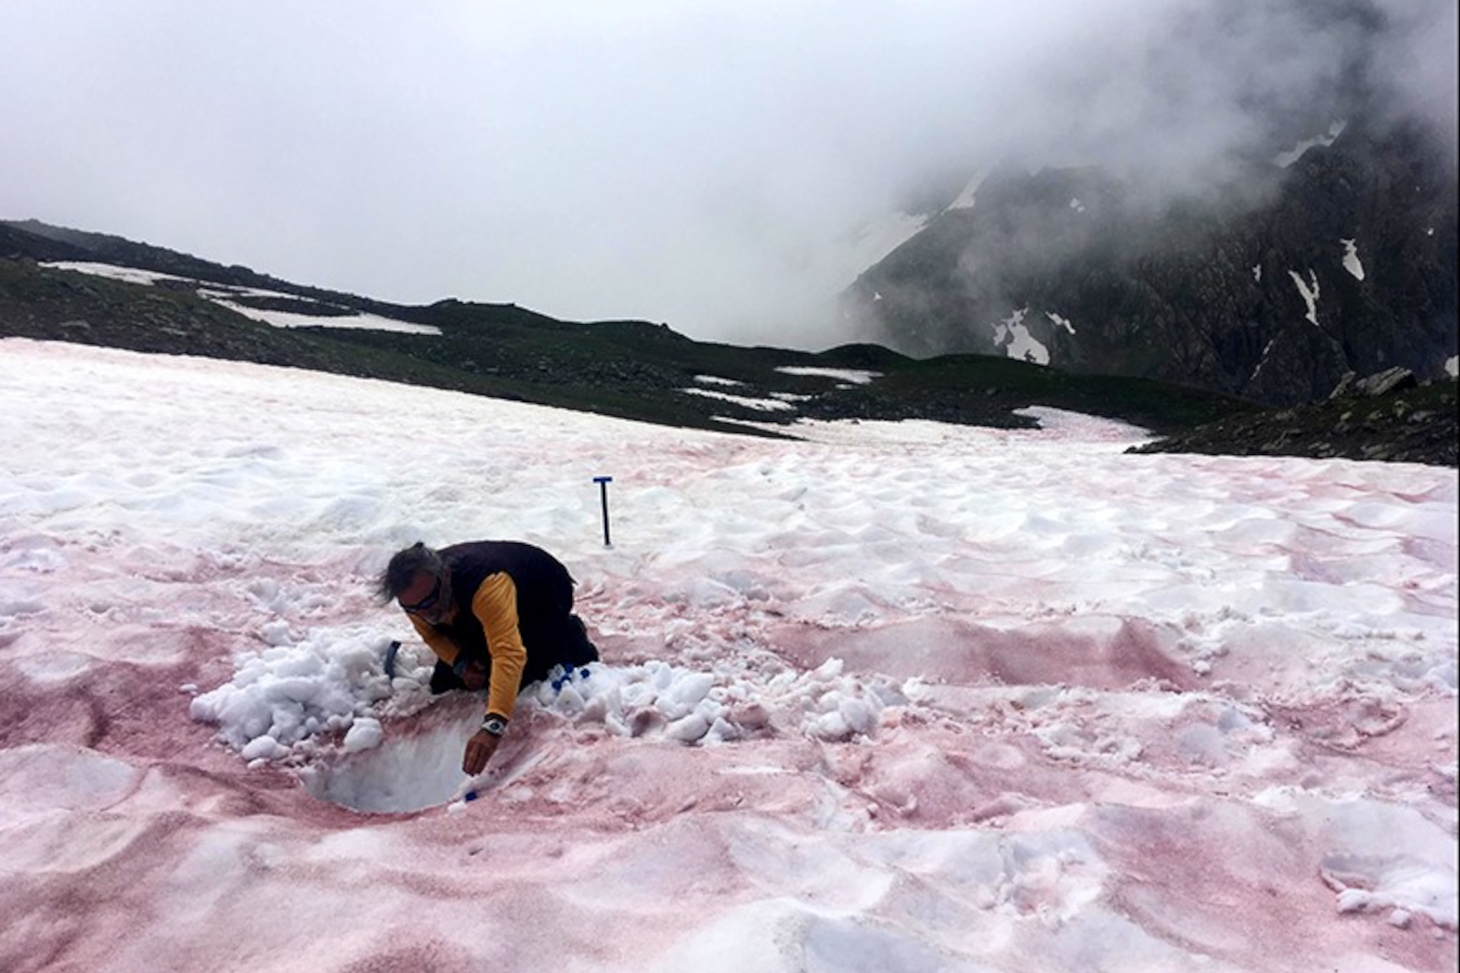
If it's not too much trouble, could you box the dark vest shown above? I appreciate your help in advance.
[427,540,575,662]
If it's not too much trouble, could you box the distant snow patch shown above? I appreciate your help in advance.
[694,375,744,387]
[1340,239,1365,281]
[1249,336,1280,384]
[774,367,880,385]
[847,211,929,270]
[43,260,439,336]
[1253,264,1262,283]
[1446,356,1458,378]
[1015,406,1151,442]
[993,308,1050,366]
[947,168,988,211]
[1046,311,1076,335]
[1273,120,1346,167]
[44,261,193,287]
[206,296,441,336]
[1288,269,1321,327]
[681,388,795,412]
[1069,198,1087,214]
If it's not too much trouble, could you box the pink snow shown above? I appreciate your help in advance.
[0,339,1455,973]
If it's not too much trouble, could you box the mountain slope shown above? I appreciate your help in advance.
[841,118,1457,407]
[0,220,1240,438]
[2,218,1453,466]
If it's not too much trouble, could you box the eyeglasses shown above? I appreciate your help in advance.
[401,575,445,615]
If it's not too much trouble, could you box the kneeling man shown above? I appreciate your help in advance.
[378,540,599,774]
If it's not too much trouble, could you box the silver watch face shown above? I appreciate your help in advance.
[482,717,506,736]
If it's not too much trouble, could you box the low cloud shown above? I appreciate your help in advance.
[0,1,1452,349]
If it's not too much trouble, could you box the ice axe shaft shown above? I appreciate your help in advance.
[594,475,613,547]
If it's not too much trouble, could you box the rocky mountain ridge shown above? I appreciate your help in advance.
[841,117,1457,408]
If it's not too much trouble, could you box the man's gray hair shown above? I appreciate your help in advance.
[376,542,445,602]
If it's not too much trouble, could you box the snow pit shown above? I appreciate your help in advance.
[299,705,481,813]
[230,655,768,814]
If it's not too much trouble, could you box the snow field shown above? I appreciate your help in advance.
[0,338,1455,973]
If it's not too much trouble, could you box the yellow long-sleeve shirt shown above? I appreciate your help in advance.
[408,571,528,721]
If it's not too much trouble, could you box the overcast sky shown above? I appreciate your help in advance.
[2,1,1455,349]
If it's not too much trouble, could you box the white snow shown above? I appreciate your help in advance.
[1273,119,1348,167]
[992,307,1051,365]
[773,366,881,384]
[1342,239,1366,281]
[1253,263,1263,282]
[1289,268,1322,327]
[693,374,744,387]
[1249,335,1281,384]
[679,387,796,411]
[1446,356,1458,378]
[947,168,989,211]
[41,259,439,335]
[1046,311,1076,335]
[202,294,441,335]
[848,211,930,267]
[43,260,200,288]
[1069,197,1087,213]
[0,338,1455,973]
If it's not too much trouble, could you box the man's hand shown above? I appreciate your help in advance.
[462,729,500,775]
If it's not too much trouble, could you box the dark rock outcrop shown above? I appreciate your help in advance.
[1131,372,1457,466]
[842,120,1457,406]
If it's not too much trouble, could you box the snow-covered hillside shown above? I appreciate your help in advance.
[43,260,437,334]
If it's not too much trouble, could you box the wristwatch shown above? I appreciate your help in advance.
[481,716,508,737]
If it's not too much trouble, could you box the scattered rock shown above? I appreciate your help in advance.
[1353,367,1417,398]
[1131,378,1457,467]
